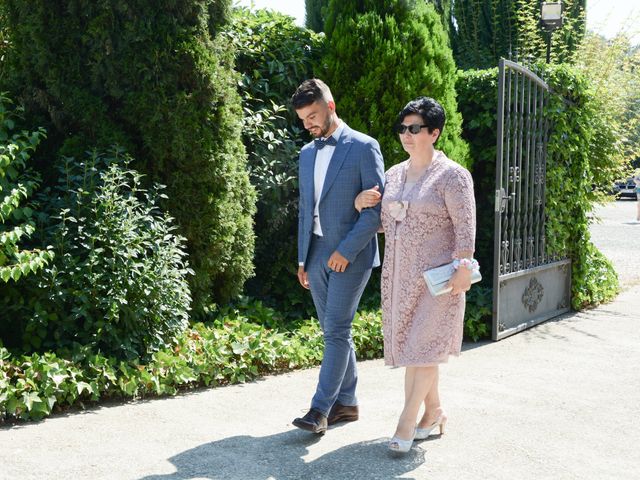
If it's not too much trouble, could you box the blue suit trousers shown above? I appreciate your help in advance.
[305,235,371,416]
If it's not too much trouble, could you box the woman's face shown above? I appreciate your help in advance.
[398,113,440,155]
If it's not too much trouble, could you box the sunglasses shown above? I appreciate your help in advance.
[396,123,429,135]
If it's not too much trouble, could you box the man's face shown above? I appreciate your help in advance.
[296,100,335,138]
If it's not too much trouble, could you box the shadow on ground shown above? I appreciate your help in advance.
[139,429,426,480]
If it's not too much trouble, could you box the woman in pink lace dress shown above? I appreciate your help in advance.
[356,97,476,453]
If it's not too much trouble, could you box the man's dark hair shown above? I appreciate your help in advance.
[291,79,333,109]
[396,97,446,141]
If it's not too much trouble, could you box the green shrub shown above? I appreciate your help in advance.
[2,0,255,309]
[21,148,193,359]
[463,286,492,341]
[0,307,385,422]
[456,68,501,285]
[321,0,469,168]
[305,0,327,32]
[543,64,621,308]
[224,9,322,316]
[0,95,52,284]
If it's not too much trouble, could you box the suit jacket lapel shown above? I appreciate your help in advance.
[319,124,353,204]
[301,147,316,211]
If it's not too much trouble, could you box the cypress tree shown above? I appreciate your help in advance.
[430,0,453,38]
[305,0,328,32]
[322,0,469,168]
[1,0,256,309]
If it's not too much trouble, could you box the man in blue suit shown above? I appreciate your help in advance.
[291,79,385,434]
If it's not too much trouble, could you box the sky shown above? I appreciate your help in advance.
[235,0,640,45]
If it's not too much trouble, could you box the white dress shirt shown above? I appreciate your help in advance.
[313,121,345,236]
[298,122,345,267]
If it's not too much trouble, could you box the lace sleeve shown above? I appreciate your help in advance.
[443,166,476,258]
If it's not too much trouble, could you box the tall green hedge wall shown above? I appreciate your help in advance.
[451,0,587,69]
[1,0,255,309]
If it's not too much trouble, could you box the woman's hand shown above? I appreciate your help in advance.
[355,185,382,212]
[448,267,472,295]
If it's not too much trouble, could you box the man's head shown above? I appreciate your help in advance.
[292,79,338,139]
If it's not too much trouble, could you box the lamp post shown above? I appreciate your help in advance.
[540,2,563,63]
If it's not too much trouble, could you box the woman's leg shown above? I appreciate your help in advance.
[418,366,443,428]
[393,366,438,440]
[404,367,416,400]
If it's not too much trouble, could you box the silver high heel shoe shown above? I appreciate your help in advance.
[414,413,447,440]
[388,428,417,453]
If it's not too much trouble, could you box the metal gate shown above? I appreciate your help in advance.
[492,58,571,341]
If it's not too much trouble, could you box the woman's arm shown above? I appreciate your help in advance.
[443,167,477,295]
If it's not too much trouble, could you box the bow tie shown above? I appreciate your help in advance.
[314,136,338,150]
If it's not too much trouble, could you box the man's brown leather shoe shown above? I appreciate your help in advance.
[292,409,328,434]
[327,403,359,425]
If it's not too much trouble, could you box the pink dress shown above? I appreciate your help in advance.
[380,151,476,366]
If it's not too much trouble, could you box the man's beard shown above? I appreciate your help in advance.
[312,115,334,138]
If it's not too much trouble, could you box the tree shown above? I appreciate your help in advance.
[451,0,586,69]
[307,1,454,37]
[321,0,469,168]
[1,0,255,309]
[575,33,640,171]
[431,0,453,37]
[305,0,328,32]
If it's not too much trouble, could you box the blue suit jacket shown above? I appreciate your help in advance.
[298,124,385,272]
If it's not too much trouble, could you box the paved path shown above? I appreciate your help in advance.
[2,200,639,480]
[590,198,640,287]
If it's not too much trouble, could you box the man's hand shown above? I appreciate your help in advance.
[328,251,350,273]
[297,266,310,289]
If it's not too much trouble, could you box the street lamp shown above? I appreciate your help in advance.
[540,2,563,63]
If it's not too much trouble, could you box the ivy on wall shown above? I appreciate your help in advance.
[543,64,620,308]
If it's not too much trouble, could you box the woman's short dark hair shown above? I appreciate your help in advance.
[396,97,446,141]
[291,79,333,109]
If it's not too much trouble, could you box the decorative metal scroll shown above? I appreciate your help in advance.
[492,58,571,341]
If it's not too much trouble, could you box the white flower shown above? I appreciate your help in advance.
[388,200,409,221]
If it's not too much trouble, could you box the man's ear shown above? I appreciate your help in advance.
[327,100,336,113]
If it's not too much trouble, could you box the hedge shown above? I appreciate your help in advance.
[321,0,469,168]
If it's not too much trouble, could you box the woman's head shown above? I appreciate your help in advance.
[396,97,445,142]
[395,97,446,154]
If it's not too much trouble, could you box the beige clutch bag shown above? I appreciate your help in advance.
[423,262,481,296]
